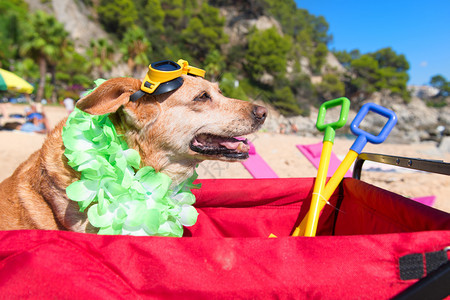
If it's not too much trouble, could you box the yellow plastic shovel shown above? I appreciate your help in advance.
[292,97,350,236]
[293,103,397,237]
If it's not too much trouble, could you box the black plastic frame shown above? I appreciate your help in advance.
[353,152,450,180]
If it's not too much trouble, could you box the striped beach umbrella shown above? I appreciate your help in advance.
[0,68,34,94]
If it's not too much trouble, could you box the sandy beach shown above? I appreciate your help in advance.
[1,104,449,214]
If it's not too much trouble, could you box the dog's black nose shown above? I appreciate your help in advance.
[252,105,267,123]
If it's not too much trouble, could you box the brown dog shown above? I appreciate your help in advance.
[0,75,266,232]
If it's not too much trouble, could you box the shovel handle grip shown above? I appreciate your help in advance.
[350,103,397,153]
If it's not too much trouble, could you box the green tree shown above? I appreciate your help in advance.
[375,67,409,95]
[20,10,71,102]
[183,0,199,16]
[53,49,92,103]
[97,0,137,38]
[261,0,297,34]
[337,47,410,100]
[295,29,314,57]
[349,54,379,96]
[272,86,303,116]
[333,49,360,69]
[430,75,447,90]
[371,47,409,72]
[219,73,248,101]
[160,0,184,32]
[429,75,449,107]
[3,0,28,8]
[55,51,91,89]
[245,27,292,81]
[133,0,165,49]
[430,75,449,96]
[181,3,228,60]
[351,55,378,81]
[0,0,28,68]
[370,47,410,98]
[120,26,150,76]
[309,15,331,45]
[204,50,226,82]
[311,42,328,74]
[86,38,115,78]
[12,58,39,84]
[289,73,314,115]
[314,73,345,101]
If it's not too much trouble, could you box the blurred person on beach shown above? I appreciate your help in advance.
[290,122,299,134]
[22,102,49,133]
[62,97,74,114]
[2,102,49,134]
[279,123,286,134]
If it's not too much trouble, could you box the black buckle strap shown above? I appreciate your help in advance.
[130,90,146,102]
[394,247,450,299]
[399,249,448,280]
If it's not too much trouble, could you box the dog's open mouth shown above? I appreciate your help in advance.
[190,133,250,160]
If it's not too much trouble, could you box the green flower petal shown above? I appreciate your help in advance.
[62,104,199,237]
[143,209,161,232]
[123,149,141,169]
[66,180,97,203]
[87,204,114,227]
[179,205,199,226]
[139,171,172,202]
[98,225,122,235]
[120,167,135,189]
[158,220,183,237]
[172,191,196,205]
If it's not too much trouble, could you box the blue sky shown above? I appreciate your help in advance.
[294,0,450,86]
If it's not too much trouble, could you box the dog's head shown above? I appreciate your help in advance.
[76,75,266,182]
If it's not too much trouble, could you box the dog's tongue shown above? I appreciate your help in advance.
[219,139,249,152]
[195,134,250,153]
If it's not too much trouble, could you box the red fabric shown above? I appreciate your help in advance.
[0,178,449,299]
[336,179,450,235]
[188,178,450,237]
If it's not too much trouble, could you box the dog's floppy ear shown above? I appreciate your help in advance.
[76,78,141,115]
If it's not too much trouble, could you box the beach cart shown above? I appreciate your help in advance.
[0,152,448,299]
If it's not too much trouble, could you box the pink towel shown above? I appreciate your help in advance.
[297,142,352,178]
[411,195,436,207]
[241,141,278,178]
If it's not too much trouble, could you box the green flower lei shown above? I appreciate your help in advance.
[62,80,200,237]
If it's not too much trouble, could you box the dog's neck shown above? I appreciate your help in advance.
[129,144,199,188]
[160,160,198,187]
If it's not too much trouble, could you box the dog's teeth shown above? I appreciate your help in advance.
[236,141,249,153]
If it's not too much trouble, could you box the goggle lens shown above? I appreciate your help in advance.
[152,60,181,72]
[130,59,205,101]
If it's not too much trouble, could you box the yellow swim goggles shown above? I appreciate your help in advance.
[130,59,205,101]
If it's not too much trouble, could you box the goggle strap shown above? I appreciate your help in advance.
[177,59,206,78]
[130,90,146,102]
[187,66,206,78]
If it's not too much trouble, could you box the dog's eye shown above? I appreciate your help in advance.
[194,92,211,102]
